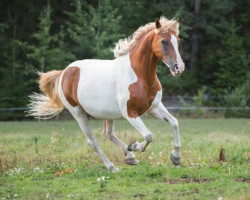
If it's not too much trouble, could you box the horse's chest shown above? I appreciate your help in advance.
[127,80,161,118]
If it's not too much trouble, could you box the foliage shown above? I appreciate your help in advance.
[214,19,249,94]
[27,5,75,72]
[224,72,250,118]
[0,119,249,198]
[64,0,123,59]
[0,0,249,119]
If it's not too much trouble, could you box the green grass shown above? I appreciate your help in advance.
[0,118,249,199]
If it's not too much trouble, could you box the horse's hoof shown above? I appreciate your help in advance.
[128,141,137,151]
[109,166,119,173]
[126,157,138,165]
[170,153,181,166]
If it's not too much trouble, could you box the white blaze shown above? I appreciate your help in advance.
[170,34,185,73]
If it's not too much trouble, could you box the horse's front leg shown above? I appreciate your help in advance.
[125,117,153,152]
[148,102,181,165]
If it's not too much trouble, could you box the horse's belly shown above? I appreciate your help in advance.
[77,75,122,119]
[80,96,122,119]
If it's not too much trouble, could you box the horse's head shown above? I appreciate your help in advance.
[152,19,185,76]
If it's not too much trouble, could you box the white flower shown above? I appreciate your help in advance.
[33,167,40,172]
[101,176,105,181]
[97,178,101,182]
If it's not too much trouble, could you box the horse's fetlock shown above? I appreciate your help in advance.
[145,134,153,142]
[174,144,181,149]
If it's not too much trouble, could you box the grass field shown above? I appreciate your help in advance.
[0,118,249,199]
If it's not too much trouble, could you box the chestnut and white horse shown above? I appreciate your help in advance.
[29,17,185,173]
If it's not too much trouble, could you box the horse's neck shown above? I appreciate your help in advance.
[129,30,158,84]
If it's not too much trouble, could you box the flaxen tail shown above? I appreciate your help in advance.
[28,70,64,119]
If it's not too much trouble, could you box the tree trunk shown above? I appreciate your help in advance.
[190,0,201,72]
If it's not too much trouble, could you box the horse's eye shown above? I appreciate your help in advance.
[161,40,167,45]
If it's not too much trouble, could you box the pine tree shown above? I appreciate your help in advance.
[214,19,249,94]
[27,4,74,73]
[87,0,124,59]
[64,0,123,59]
[64,0,91,59]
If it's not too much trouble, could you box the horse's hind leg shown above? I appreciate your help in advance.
[70,107,119,173]
[148,102,181,165]
[103,120,137,165]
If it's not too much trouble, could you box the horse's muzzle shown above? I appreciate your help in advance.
[169,63,185,76]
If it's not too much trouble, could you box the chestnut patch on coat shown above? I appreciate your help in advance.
[61,67,80,107]
[127,30,161,118]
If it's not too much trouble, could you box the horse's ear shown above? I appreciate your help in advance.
[155,18,161,29]
[175,18,179,23]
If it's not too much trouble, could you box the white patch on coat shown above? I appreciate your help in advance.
[170,34,185,73]
[150,90,162,110]
[63,54,137,120]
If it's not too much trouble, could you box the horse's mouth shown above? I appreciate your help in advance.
[162,60,181,76]
[170,69,181,76]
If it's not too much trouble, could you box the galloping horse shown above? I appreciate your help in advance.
[28,17,185,173]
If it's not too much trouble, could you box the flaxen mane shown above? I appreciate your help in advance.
[113,16,179,58]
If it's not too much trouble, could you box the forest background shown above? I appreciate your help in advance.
[0,0,249,120]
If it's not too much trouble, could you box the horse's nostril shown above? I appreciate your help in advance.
[174,64,179,70]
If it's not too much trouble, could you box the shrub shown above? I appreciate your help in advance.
[224,72,250,118]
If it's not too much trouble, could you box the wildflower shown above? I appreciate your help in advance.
[14,167,21,173]
[97,176,107,182]
[33,167,40,172]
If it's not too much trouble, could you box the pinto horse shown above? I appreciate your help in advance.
[28,17,185,173]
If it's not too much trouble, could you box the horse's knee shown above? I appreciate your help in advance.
[171,118,179,129]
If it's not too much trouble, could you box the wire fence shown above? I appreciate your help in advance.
[0,96,249,120]
[0,106,250,112]
[0,95,249,111]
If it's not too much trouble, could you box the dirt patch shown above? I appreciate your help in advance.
[235,178,250,183]
[133,193,145,198]
[164,177,212,184]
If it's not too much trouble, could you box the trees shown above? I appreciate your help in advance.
[214,19,249,94]
[27,4,74,73]
[0,0,249,119]
[64,0,123,60]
